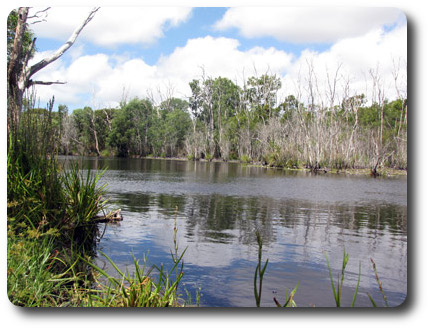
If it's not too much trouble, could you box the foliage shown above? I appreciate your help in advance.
[54,70,406,172]
[81,250,186,307]
[7,234,65,306]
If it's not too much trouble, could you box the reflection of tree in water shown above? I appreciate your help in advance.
[111,190,406,248]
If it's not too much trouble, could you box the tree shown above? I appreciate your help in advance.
[246,74,282,124]
[189,75,241,159]
[152,98,191,157]
[108,98,154,157]
[7,7,99,134]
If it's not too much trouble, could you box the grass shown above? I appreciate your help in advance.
[80,251,186,307]
[253,231,269,307]
[7,109,191,307]
[253,233,390,308]
[7,234,62,307]
[325,251,361,307]
[254,231,300,308]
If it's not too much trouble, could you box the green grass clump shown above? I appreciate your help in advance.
[81,251,186,307]
[7,234,59,306]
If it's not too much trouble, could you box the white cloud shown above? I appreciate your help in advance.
[30,7,192,47]
[214,7,405,44]
[29,21,406,110]
[157,36,293,83]
[282,23,407,104]
[30,36,295,108]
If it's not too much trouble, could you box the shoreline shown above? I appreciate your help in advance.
[60,154,407,178]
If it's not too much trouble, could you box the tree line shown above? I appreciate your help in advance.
[36,68,407,173]
[9,8,406,173]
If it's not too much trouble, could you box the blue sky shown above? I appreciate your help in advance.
[34,7,334,66]
[27,6,407,110]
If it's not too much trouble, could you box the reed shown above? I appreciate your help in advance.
[7,97,110,306]
[61,164,108,250]
[325,250,361,307]
[367,258,389,307]
[254,231,269,307]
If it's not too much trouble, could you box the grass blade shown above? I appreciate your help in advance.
[351,262,361,307]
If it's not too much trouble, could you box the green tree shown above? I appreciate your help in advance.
[108,98,154,157]
[246,74,282,124]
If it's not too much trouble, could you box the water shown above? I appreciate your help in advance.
[72,157,407,307]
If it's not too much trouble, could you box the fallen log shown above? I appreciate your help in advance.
[92,209,123,223]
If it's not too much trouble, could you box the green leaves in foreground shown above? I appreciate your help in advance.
[325,250,361,307]
[274,281,300,308]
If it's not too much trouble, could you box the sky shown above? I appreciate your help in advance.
[26,6,407,111]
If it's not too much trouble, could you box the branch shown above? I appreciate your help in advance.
[24,7,100,82]
[28,7,51,24]
[29,80,67,86]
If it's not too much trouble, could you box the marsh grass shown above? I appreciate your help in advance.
[367,258,389,307]
[7,235,61,306]
[61,164,108,249]
[325,251,361,307]
[7,97,110,306]
[81,251,186,307]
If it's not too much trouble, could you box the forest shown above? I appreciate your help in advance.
[37,70,407,173]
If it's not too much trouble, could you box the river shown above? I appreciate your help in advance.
[74,157,407,307]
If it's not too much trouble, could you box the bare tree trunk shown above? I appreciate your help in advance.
[369,67,386,174]
[7,7,99,134]
[7,7,30,134]
[90,112,100,156]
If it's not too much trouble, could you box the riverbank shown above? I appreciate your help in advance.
[72,153,407,178]
[7,138,187,306]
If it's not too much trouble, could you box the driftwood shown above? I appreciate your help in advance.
[92,209,123,223]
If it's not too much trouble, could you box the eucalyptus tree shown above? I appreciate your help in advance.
[189,76,241,160]
[7,7,99,135]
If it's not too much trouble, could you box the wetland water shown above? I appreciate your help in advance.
[76,157,407,307]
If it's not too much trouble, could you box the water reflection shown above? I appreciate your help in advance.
[109,191,406,244]
[66,157,407,307]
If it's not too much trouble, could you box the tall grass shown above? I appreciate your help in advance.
[367,258,389,307]
[80,251,186,307]
[7,96,110,306]
[7,234,60,306]
[7,94,191,307]
[61,164,108,249]
[325,251,361,307]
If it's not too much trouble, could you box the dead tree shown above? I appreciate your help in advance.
[7,7,99,133]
